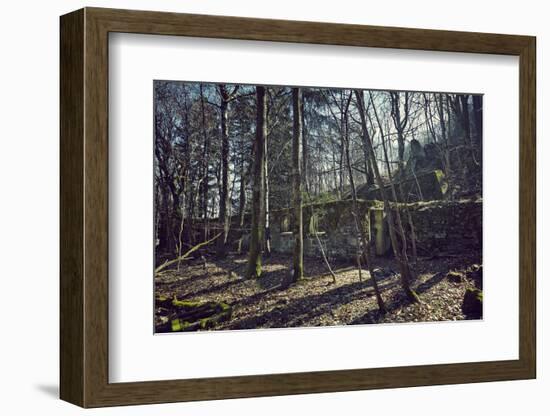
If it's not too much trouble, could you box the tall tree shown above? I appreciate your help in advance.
[389,91,410,165]
[369,92,418,263]
[434,94,452,174]
[217,84,239,255]
[301,92,309,193]
[339,90,386,312]
[264,111,271,256]
[459,94,478,167]
[199,84,211,239]
[356,90,419,303]
[291,88,304,282]
[236,146,250,254]
[246,86,267,278]
[472,94,483,158]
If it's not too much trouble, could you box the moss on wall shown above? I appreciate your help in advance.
[269,197,481,259]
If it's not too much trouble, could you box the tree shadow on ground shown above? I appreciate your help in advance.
[155,268,223,288]
[414,271,445,294]
[285,271,409,325]
[349,271,446,324]
[177,278,244,299]
[255,268,291,291]
[157,257,250,296]
[226,273,400,330]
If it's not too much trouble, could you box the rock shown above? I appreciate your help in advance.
[446,270,463,283]
[461,288,483,319]
[466,264,483,289]
[372,267,395,281]
[358,169,447,202]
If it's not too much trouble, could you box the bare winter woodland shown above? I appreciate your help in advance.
[154,82,483,333]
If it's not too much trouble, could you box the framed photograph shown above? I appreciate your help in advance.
[60,7,536,408]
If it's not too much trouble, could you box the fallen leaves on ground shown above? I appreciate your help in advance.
[155,252,481,331]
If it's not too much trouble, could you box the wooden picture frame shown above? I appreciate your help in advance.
[60,7,536,408]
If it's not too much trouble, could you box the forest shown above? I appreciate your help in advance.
[154,81,483,333]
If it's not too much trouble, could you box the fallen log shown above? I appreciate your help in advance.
[155,296,232,333]
[155,232,222,275]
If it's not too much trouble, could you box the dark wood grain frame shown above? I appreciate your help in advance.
[60,7,536,408]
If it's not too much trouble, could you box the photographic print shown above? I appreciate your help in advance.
[154,81,483,334]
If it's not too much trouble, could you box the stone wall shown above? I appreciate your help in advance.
[403,198,482,254]
[268,198,482,260]
[270,200,384,261]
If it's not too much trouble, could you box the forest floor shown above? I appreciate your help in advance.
[155,251,482,332]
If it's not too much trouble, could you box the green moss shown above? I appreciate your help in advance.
[254,261,262,278]
[474,290,483,302]
[446,271,463,283]
[409,289,421,303]
[171,319,190,332]
[172,299,202,308]
[465,287,482,298]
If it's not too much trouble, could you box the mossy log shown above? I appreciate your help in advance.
[446,270,464,283]
[155,297,232,333]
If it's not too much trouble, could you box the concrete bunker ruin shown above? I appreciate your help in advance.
[269,197,481,261]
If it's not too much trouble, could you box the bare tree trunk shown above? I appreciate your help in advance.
[218,93,230,255]
[379,121,418,264]
[422,93,438,144]
[246,86,267,278]
[314,231,336,282]
[215,85,241,255]
[472,94,483,167]
[338,142,344,198]
[237,154,248,254]
[389,91,409,166]
[156,232,222,275]
[369,92,417,262]
[357,90,419,303]
[446,94,464,194]
[363,147,375,187]
[341,93,386,312]
[199,85,210,238]
[264,128,271,256]
[176,197,186,271]
[185,185,196,246]
[158,183,171,253]
[291,88,304,282]
[306,201,337,283]
[154,183,160,249]
[435,94,452,175]
[460,94,478,167]
[301,93,309,194]
[331,151,338,196]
